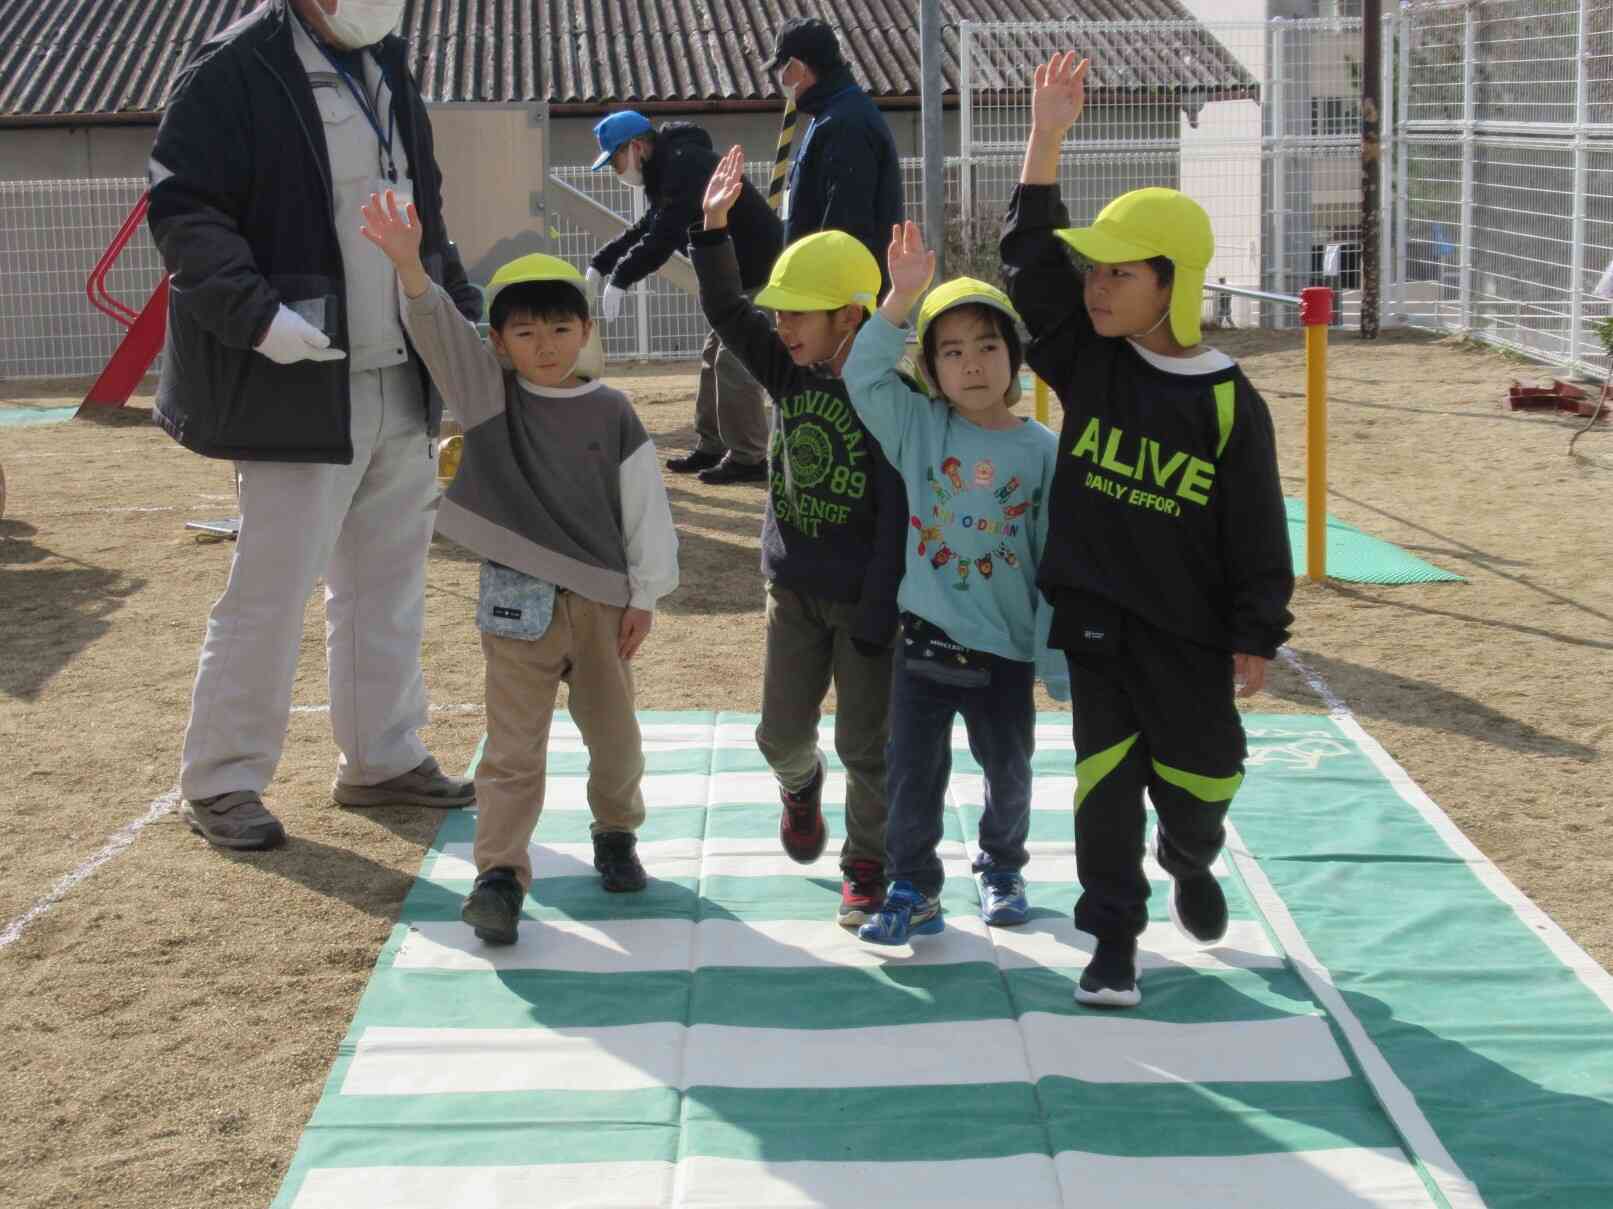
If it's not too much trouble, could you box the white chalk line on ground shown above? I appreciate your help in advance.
[0,704,484,951]
[0,788,181,952]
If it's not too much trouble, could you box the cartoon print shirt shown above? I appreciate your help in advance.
[843,313,1061,675]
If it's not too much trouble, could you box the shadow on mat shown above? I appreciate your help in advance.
[0,519,145,701]
[1272,647,1597,760]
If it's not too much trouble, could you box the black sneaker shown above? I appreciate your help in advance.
[1073,937,1141,1008]
[697,454,768,485]
[593,830,648,892]
[778,753,828,864]
[1158,837,1228,945]
[667,448,723,473]
[461,867,524,945]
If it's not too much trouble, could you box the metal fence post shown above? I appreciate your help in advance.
[960,21,973,239]
[1458,3,1476,334]
[1378,5,1394,326]
[632,188,650,358]
[1570,0,1590,374]
[1395,6,1410,320]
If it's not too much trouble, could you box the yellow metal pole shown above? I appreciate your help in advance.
[1033,374,1050,426]
[1299,287,1333,582]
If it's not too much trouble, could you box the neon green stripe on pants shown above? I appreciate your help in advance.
[1152,759,1243,804]
[1075,733,1140,811]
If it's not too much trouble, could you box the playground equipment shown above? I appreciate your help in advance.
[1031,281,1334,582]
[75,191,169,416]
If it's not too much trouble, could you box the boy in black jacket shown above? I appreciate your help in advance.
[1001,55,1294,1007]
[696,145,908,927]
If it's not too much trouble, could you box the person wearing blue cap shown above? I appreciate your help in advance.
[587,110,782,485]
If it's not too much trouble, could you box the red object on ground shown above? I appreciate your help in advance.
[77,191,170,414]
[1506,379,1602,416]
[1299,285,1334,327]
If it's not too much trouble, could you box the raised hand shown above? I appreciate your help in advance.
[359,189,424,265]
[702,145,747,229]
[886,221,936,302]
[1031,52,1089,136]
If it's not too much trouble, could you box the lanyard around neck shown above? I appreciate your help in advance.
[305,19,398,182]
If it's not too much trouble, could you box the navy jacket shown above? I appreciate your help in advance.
[784,67,904,291]
[146,0,480,463]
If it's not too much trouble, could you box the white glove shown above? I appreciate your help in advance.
[255,304,346,365]
[600,283,628,322]
[585,265,605,297]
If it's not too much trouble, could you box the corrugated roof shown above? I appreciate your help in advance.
[0,0,1252,122]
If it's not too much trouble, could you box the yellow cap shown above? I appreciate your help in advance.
[913,277,1024,403]
[754,231,881,314]
[1054,187,1213,347]
[484,253,602,381]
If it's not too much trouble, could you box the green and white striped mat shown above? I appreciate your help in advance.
[270,712,1613,1208]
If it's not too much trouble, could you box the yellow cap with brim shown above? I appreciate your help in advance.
[485,253,603,380]
[912,277,1025,403]
[754,231,881,314]
[1054,187,1213,348]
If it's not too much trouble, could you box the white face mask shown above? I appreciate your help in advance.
[618,147,645,189]
[321,0,405,50]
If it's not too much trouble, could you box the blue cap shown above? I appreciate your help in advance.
[590,111,654,170]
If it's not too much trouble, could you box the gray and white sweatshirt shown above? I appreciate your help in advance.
[403,283,679,611]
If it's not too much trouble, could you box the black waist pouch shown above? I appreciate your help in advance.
[900,612,992,688]
[1049,588,1124,655]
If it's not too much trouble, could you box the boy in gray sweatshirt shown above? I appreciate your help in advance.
[362,191,679,945]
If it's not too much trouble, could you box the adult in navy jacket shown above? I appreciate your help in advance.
[148,0,481,853]
[770,17,904,293]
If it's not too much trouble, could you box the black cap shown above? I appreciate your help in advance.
[768,17,840,71]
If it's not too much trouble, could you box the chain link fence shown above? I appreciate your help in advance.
[0,177,161,380]
[1396,0,1613,376]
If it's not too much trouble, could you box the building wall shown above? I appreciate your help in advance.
[0,124,156,182]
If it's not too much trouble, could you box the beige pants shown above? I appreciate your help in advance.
[180,364,433,800]
[473,591,647,888]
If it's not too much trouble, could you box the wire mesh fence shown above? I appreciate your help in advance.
[0,178,161,380]
[1397,0,1613,377]
[960,18,1365,331]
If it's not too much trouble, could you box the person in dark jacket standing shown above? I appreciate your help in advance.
[770,17,904,292]
[148,0,482,852]
[588,111,781,485]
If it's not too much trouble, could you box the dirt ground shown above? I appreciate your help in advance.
[1,329,1610,1208]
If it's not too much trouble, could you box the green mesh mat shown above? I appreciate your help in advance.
[1287,498,1464,584]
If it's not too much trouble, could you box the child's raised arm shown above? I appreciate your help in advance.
[361,190,503,428]
[1021,52,1088,186]
[879,220,937,328]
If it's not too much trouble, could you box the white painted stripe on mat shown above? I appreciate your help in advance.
[291,1161,674,1209]
[342,1024,685,1094]
[1226,821,1486,1209]
[683,1019,1030,1089]
[1053,1147,1440,1208]
[396,918,694,973]
[395,916,1000,973]
[346,1020,1031,1095]
[1020,841,1225,884]
[678,1153,1064,1208]
[988,915,1282,972]
[710,720,1075,753]
[1021,1012,1348,1084]
[698,838,968,881]
[951,772,1076,812]
[539,773,712,811]
[429,839,703,882]
[0,787,180,952]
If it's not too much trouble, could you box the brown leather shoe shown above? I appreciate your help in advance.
[181,791,286,851]
[332,756,475,808]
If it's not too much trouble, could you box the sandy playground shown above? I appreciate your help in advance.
[0,325,1610,1207]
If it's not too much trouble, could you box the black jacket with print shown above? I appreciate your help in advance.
[1000,183,1294,658]
[689,226,907,648]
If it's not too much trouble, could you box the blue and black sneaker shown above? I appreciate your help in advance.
[857,880,944,945]
[976,868,1030,926]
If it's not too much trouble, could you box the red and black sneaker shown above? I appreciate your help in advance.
[837,859,887,927]
[778,753,828,864]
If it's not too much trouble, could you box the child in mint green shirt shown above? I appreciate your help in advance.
[843,220,1064,945]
